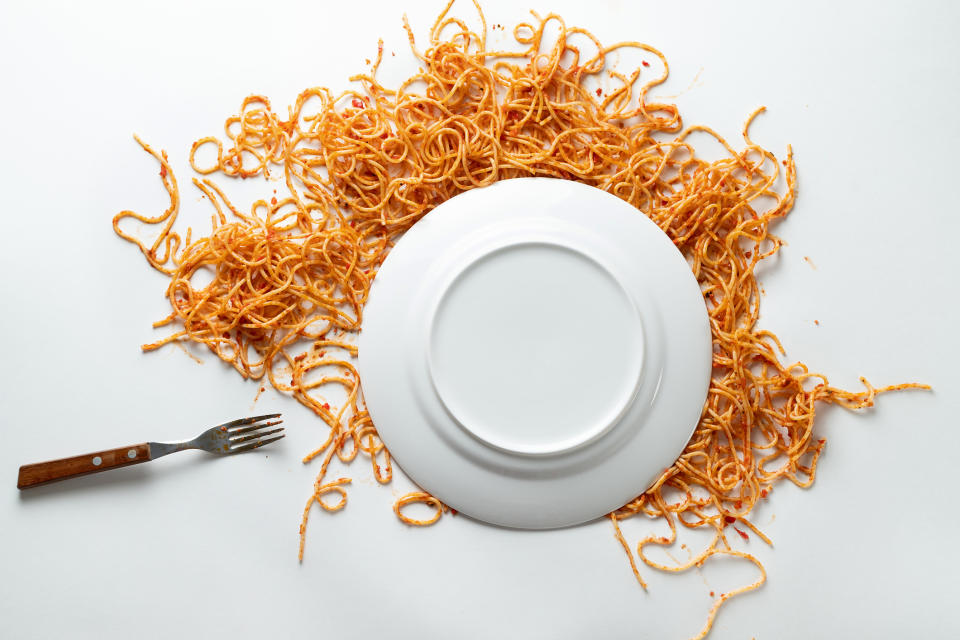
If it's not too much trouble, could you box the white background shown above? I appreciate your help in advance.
[2,1,958,638]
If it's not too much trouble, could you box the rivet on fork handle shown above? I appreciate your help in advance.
[17,443,150,489]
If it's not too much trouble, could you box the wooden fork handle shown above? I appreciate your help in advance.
[17,443,151,489]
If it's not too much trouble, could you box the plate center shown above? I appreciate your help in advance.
[428,242,644,455]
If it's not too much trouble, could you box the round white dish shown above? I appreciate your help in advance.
[358,178,711,529]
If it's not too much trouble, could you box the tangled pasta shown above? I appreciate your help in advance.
[113,2,927,637]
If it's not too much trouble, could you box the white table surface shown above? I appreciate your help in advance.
[2,1,958,638]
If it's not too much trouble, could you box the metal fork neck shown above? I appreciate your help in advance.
[148,440,198,460]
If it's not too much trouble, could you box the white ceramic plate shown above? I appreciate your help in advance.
[358,178,711,528]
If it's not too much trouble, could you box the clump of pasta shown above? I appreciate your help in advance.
[114,2,927,637]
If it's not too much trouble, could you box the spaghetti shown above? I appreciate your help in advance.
[113,2,928,637]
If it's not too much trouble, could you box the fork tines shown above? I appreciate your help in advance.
[221,413,281,429]
[226,414,285,454]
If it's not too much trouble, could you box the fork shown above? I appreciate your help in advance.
[16,413,284,489]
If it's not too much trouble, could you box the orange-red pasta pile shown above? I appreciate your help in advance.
[113,2,926,637]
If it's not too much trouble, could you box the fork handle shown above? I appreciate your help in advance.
[17,443,151,489]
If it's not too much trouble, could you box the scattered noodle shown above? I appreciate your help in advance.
[112,136,185,275]
[609,513,647,590]
[394,491,448,526]
[114,2,929,636]
[316,478,352,511]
